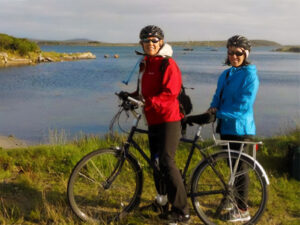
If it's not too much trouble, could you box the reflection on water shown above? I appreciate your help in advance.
[0,46,299,142]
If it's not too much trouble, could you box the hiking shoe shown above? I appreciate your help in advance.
[224,208,251,222]
[223,199,234,211]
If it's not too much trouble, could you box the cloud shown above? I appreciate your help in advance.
[0,0,299,44]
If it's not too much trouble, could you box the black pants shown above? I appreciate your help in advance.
[148,121,189,215]
[221,134,251,211]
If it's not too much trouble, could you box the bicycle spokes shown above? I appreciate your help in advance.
[191,151,268,224]
[68,149,142,223]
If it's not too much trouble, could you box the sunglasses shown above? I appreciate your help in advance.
[228,51,244,56]
[141,38,160,44]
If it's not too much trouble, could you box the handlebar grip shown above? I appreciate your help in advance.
[127,96,144,106]
[116,92,144,107]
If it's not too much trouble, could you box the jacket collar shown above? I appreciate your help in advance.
[135,43,173,58]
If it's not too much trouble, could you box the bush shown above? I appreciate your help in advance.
[0,33,40,56]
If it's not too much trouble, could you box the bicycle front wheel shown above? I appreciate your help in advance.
[67,148,143,224]
[191,151,268,225]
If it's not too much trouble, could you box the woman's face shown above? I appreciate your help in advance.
[227,46,246,67]
[141,37,164,56]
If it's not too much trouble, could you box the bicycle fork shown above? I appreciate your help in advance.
[101,146,127,189]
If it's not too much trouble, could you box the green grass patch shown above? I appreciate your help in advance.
[0,130,299,224]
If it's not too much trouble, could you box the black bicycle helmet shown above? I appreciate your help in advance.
[139,25,164,40]
[225,35,252,66]
[226,35,251,51]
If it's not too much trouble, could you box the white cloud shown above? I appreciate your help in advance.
[0,0,299,44]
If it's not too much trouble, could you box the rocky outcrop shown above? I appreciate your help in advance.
[0,51,96,67]
[75,52,96,59]
[0,135,27,149]
[0,52,8,64]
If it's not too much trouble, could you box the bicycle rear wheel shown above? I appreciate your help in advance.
[191,151,268,225]
[67,148,143,224]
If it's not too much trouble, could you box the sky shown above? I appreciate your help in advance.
[0,0,299,45]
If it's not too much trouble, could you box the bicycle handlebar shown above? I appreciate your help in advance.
[115,92,144,108]
[127,96,144,107]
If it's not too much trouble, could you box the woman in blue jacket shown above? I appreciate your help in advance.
[208,35,259,222]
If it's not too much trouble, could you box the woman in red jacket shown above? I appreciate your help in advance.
[127,25,190,223]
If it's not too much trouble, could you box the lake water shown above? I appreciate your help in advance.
[0,45,299,142]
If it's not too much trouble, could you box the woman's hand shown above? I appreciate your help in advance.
[207,107,218,114]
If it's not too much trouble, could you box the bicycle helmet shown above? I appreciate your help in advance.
[227,35,251,52]
[139,25,164,40]
[225,35,251,65]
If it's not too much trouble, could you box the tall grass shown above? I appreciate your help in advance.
[0,130,299,224]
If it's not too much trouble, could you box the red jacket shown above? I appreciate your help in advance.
[141,55,183,125]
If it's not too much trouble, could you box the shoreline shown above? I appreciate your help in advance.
[0,51,96,68]
[0,135,28,149]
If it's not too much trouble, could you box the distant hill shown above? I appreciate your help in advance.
[274,46,300,53]
[64,38,94,42]
[32,38,104,46]
[250,40,282,47]
[169,40,281,47]
[32,38,282,47]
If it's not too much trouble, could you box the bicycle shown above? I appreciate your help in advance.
[67,93,269,224]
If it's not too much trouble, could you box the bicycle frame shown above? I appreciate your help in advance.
[118,107,270,189]
[118,110,228,191]
[114,94,269,192]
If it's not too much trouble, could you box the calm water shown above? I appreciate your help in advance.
[0,45,299,142]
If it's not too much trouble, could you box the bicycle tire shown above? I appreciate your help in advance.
[191,151,268,225]
[67,147,143,223]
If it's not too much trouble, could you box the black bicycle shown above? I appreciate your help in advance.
[67,93,269,224]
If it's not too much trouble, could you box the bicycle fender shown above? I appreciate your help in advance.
[193,150,270,185]
[221,150,270,185]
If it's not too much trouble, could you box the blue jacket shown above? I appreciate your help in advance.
[210,65,259,136]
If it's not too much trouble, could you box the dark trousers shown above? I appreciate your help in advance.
[148,121,189,215]
[221,134,251,211]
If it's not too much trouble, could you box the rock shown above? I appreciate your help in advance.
[45,57,54,62]
[76,52,96,59]
[0,52,8,64]
[38,54,45,62]
[6,58,32,66]
[104,54,109,58]
[0,135,27,149]
[62,52,96,60]
[0,52,8,58]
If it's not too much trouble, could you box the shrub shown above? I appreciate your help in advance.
[0,33,40,56]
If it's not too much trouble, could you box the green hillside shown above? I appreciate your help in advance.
[0,34,96,67]
[0,33,40,56]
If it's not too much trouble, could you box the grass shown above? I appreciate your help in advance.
[0,130,299,224]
